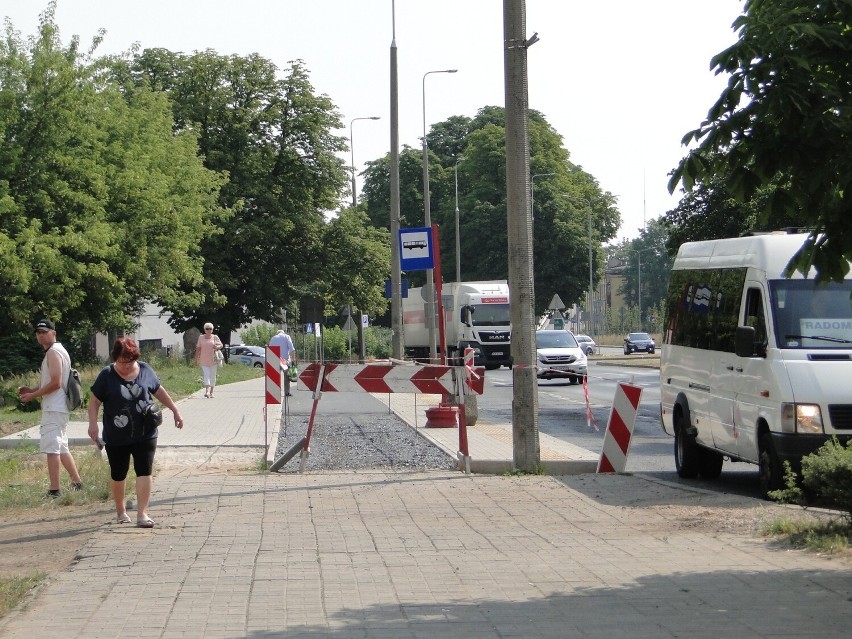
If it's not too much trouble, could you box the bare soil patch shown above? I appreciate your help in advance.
[0,442,259,617]
[0,503,111,579]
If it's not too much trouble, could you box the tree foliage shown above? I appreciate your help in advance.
[360,106,621,315]
[126,49,350,337]
[669,0,852,281]
[319,208,390,319]
[612,219,673,319]
[0,4,224,356]
[662,171,803,255]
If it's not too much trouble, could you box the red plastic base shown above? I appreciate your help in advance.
[425,405,459,428]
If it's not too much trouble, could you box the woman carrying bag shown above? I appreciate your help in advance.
[87,337,183,527]
[194,322,223,398]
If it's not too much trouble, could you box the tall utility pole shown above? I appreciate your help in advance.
[422,69,457,362]
[454,156,465,282]
[389,0,403,359]
[588,205,594,336]
[351,115,380,363]
[504,0,540,472]
[562,194,595,336]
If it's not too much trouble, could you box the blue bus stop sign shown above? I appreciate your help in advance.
[399,227,434,271]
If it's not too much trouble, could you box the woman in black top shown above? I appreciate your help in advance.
[87,338,184,527]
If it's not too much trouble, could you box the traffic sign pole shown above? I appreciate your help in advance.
[432,224,447,365]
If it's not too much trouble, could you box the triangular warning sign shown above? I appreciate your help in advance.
[548,294,565,310]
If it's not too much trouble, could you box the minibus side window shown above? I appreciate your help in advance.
[663,267,746,353]
[744,288,767,349]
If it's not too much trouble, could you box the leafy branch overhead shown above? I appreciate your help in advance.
[669,0,852,281]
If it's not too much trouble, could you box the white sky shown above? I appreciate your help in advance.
[3,0,743,242]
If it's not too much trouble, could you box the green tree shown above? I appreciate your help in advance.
[0,5,224,355]
[669,0,852,281]
[362,146,427,232]
[615,219,673,322]
[664,175,758,255]
[664,153,804,256]
[318,208,390,319]
[360,106,621,315]
[128,50,349,337]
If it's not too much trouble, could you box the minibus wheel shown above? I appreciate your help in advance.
[699,449,723,479]
[758,433,783,497]
[674,414,700,478]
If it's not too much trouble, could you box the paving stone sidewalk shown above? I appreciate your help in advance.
[1,378,849,638]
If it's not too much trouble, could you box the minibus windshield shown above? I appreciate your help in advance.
[769,280,852,349]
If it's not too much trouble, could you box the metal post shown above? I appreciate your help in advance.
[588,205,593,336]
[454,157,465,282]
[624,247,652,331]
[561,194,595,336]
[389,1,403,359]
[422,69,458,362]
[350,116,380,208]
[638,251,642,331]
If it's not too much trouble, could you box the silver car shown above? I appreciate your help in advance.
[229,345,265,368]
[535,330,587,384]
[575,334,597,356]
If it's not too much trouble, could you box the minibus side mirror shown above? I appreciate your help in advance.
[735,325,766,358]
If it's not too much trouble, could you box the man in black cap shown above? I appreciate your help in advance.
[18,319,82,497]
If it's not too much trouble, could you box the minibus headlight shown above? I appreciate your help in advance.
[781,403,824,434]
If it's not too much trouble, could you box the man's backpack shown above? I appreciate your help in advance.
[65,367,82,411]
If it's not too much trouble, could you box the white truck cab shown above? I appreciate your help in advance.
[660,233,852,495]
[403,280,511,369]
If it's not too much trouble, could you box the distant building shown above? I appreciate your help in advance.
[93,302,253,360]
[604,253,630,319]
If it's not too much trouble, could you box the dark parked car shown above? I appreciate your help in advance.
[623,332,655,354]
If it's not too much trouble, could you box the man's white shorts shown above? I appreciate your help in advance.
[40,411,71,455]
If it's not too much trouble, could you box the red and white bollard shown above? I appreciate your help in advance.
[597,382,643,473]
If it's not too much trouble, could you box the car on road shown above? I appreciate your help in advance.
[229,345,265,368]
[623,332,655,354]
[535,330,587,383]
[575,334,597,356]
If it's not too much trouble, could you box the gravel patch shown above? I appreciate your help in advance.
[272,412,457,473]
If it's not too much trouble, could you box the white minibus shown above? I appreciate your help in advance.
[660,232,852,495]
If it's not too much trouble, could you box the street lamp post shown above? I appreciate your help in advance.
[530,173,555,221]
[350,116,381,208]
[454,156,465,282]
[587,206,593,335]
[624,248,654,331]
[562,195,595,335]
[389,0,403,359]
[422,68,458,362]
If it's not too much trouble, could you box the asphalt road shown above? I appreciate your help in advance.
[479,362,767,499]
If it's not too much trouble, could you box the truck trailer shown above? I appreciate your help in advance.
[403,280,511,369]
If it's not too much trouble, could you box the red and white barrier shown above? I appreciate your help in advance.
[597,382,643,473]
[277,361,486,475]
[265,345,282,404]
[298,362,485,396]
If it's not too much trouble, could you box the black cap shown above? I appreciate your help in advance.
[34,319,56,332]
